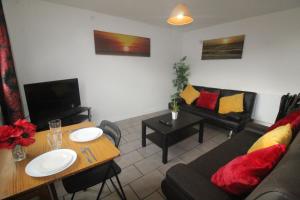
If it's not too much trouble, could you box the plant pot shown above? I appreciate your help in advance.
[12,144,26,162]
[172,111,178,120]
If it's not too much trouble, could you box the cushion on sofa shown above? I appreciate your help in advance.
[245,129,300,200]
[267,109,300,132]
[223,113,250,122]
[211,144,286,196]
[180,84,200,105]
[248,124,292,153]
[218,93,244,114]
[196,90,219,110]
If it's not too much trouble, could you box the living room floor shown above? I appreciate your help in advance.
[55,110,229,200]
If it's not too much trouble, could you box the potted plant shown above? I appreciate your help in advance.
[171,99,179,120]
[171,56,190,119]
[0,119,36,161]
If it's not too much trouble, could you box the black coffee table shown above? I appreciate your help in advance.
[142,111,204,163]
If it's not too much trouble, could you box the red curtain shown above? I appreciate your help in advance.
[0,1,24,124]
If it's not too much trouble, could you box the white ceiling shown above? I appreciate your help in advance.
[42,0,300,31]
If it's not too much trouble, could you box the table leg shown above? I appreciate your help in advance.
[198,122,204,143]
[142,122,146,147]
[162,134,168,164]
[49,183,58,200]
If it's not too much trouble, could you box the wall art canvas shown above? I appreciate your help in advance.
[94,30,150,57]
[201,35,245,60]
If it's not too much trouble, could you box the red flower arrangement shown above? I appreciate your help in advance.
[0,119,36,149]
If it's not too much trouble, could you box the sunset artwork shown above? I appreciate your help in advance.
[201,35,245,60]
[94,30,150,57]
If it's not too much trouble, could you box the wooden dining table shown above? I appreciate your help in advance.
[0,121,120,199]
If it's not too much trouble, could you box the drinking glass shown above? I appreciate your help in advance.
[48,119,62,150]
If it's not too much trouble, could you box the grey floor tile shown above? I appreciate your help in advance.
[54,181,67,198]
[157,188,167,199]
[115,151,144,169]
[88,183,111,196]
[130,170,164,199]
[135,153,164,175]
[119,139,141,155]
[144,191,165,200]
[179,148,205,163]
[196,140,219,153]
[123,131,141,142]
[137,143,162,158]
[156,144,186,161]
[177,136,200,151]
[211,133,228,145]
[116,165,143,186]
[158,158,184,175]
[102,185,139,200]
[64,189,106,200]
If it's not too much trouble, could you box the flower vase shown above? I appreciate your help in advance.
[12,145,26,162]
[172,111,178,120]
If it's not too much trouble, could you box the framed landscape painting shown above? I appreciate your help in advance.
[94,30,150,57]
[201,35,245,60]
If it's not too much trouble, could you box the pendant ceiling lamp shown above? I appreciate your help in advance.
[167,3,193,26]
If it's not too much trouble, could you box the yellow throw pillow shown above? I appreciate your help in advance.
[247,124,292,153]
[218,93,244,114]
[180,84,200,105]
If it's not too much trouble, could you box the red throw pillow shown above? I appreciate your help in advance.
[196,90,219,110]
[268,109,300,132]
[211,144,286,196]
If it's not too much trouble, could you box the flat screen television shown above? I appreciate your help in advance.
[24,78,81,125]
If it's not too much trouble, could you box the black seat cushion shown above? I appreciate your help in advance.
[62,161,121,193]
[162,163,234,200]
[189,131,260,179]
[180,104,241,130]
[223,112,251,122]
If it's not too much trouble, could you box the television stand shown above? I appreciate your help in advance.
[35,106,92,131]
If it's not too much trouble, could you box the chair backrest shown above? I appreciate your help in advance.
[99,120,121,148]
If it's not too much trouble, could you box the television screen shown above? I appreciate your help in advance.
[24,78,81,125]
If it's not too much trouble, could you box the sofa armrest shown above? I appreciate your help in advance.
[244,122,268,135]
[163,164,231,200]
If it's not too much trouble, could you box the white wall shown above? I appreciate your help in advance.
[182,7,300,125]
[2,0,183,123]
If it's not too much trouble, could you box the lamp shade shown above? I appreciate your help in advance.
[167,3,193,26]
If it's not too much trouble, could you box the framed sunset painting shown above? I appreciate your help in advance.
[201,35,245,60]
[94,30,150,57]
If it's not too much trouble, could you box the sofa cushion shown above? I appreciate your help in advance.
[189,131,260,179]
[180,84,200,105]
[211,144,286,196]
[164,163,233,200]
[196,90,219,110]
[218,93,244,114]
[248,124,292,153]
[223,113,250,122]
[267,109,300,132]
[245,130,300,200]
[180,105,243,131]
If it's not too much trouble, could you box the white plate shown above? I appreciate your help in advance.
[69,127,103,142]
[25,149,77,177]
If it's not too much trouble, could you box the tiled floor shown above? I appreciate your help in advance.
[56,110,229,200]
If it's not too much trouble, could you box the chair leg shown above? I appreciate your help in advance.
[71,193,75,200]
[96,181,106,200]
[96,161,114,200]
[114,174,126,200]
[111,167,126,200]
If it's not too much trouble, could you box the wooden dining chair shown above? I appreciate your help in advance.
[62,120,126,200]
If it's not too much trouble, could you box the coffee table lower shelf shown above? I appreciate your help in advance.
[146,127,198,148]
